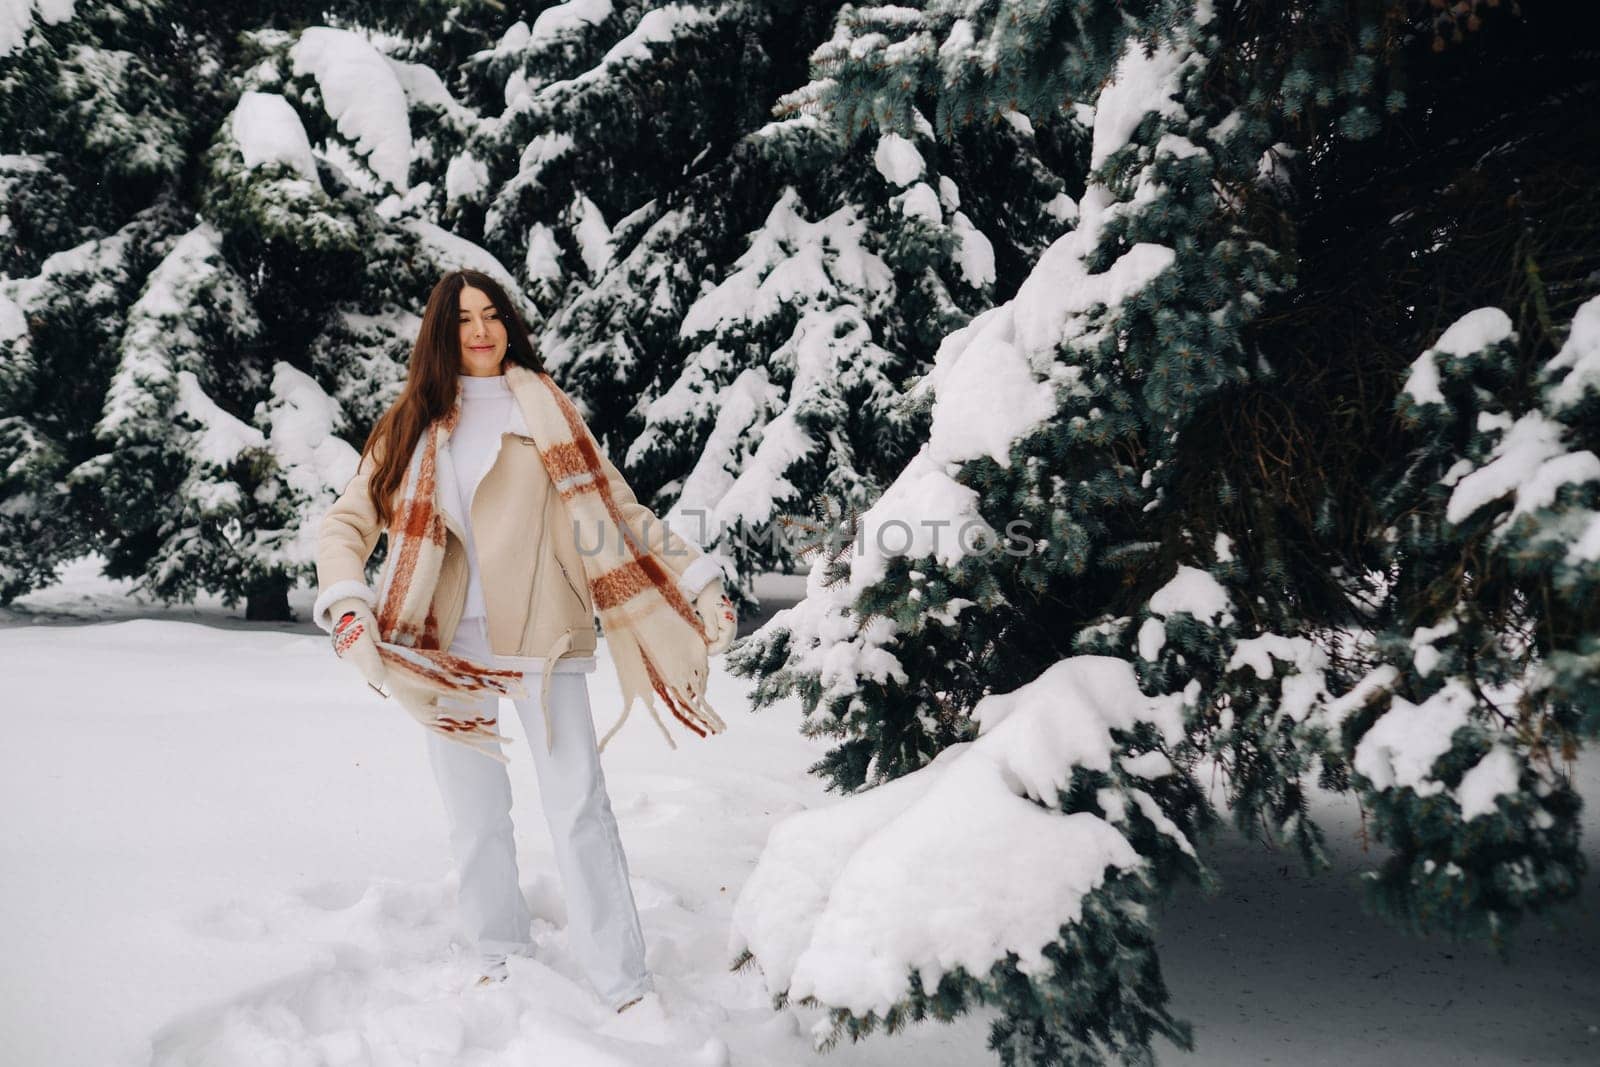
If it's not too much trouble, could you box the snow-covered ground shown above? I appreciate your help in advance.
[2,562,1596,1066]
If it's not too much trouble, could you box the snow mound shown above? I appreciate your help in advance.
[729,656,1186,1018]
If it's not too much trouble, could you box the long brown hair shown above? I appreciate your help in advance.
[363,269,545,529]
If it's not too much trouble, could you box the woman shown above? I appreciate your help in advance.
[310,269,737,1010]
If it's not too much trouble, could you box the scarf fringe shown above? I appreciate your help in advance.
[641,646,726,738]
[596,621,726,754]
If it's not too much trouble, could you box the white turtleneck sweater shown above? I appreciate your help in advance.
[449,373,515,621]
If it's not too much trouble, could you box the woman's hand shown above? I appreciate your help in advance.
[331,599,387,692]
[694,582,737,655]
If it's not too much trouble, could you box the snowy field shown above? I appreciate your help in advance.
[2,561,1597,1066]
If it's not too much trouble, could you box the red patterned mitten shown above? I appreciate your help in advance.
[330,599,386,692]
[694,582,737,655]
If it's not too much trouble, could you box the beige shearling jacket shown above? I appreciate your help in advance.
[311,366,724,675]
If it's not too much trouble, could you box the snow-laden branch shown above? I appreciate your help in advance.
[729,655,1188,1018]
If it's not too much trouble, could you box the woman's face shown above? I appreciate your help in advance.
[457,285,508,376]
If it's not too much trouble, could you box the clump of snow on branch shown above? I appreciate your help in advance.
[530,0,615,45]
[1401,307,1514,407]
[0,0,75,57]
[500,3,713,121]
[1403,301,1600,541]
[290,27,412,191]
[755,550,909,705]
[1446,413,1600,527]
[847,450,995,597]
[98,223,259,440]
[873,131,924,186]
[1090,40,1195,170]
[1352,678,1475,797]
[231,91,320,186]
[257,364,359,568]
[1543,294,1600,415]
[1226,633,1332,724]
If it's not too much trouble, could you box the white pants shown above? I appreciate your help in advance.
[426,615,653,1009]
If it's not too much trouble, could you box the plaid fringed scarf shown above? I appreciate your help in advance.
[372,402,529,753]
[372,368,725,757]
[518,369,726,754]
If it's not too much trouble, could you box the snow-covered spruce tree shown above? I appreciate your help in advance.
[364,0,1082,589]
[0,0,199,602]
[730,4,1253,1059]
[726,2,1594,1064]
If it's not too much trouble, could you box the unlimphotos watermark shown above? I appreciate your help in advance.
[570,507,1041,560]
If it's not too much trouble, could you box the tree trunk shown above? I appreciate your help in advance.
[245,575,292,621]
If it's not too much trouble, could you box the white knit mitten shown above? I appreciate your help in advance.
[694,582,737,655]
[330,598,386,691]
